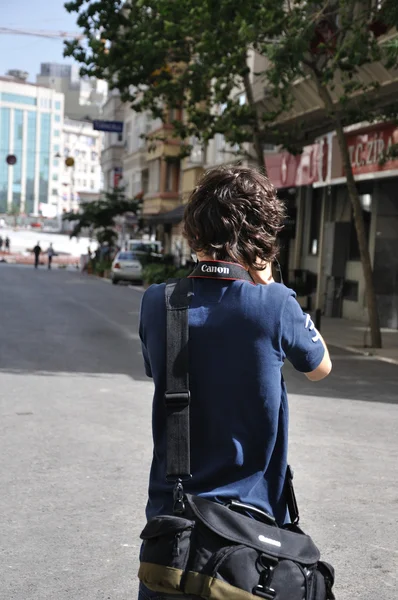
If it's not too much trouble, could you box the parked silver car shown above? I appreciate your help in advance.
[111,251,143,284]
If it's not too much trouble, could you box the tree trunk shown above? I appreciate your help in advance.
[312,80,382,347]
[242,71,267,174]
[333,120,382,347]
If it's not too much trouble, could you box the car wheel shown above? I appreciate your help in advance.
[112,277,119,285]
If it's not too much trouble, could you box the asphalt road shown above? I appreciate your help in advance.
[1,264,397,600]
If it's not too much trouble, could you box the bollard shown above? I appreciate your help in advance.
[315,308,321,332]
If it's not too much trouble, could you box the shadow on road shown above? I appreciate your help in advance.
[1,265,397,402]
[284,348,398,405]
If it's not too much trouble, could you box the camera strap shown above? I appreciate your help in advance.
[165,278,194,493]
[188,260,255,284]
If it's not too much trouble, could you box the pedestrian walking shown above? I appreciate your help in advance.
[137,166,334,600]
[47,243,55,270]
[0,236,3,252]
[33,242,41,269]
[5,236,10,253]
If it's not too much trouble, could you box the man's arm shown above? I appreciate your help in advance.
[281,296,332,381]
[304,332,332,381]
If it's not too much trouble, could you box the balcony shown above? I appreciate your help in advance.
[100,145,124,170]
[142,192,181,216]
[146,123,182,162]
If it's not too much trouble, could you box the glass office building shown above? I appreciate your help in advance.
[0,79,64,215]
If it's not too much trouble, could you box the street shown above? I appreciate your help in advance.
[1,264,397,600]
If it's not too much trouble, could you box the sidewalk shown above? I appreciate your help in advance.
[0,251,78,267]
[320,316,398,365]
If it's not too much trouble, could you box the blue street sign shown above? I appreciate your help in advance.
[93,120,124,133]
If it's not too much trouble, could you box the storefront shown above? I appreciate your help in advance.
[290,122,398,326]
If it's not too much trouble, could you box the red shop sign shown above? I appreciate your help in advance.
[265,143,319,189]
[345,123,398,176]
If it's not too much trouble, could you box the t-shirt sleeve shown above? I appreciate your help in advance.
[281,293,325,373]
[139,296,153,378]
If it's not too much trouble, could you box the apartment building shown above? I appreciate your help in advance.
[0,74,64,216]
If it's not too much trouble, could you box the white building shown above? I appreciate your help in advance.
[37,63,107,121]
[100,89,125,192]
[0,74,64,216]
[61,118,103,213]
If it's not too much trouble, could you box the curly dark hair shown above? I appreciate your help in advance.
[183,165,285,270]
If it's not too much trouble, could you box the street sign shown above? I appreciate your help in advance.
[6,154,17,165]
[93,120,124,133]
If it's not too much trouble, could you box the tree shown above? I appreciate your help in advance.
[63,187,142,244]
[64,0,290,170]
[263,0,398,348]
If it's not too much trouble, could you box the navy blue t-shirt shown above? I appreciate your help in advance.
[139,279,324,525]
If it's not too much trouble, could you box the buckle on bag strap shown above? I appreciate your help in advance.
[253,554,278,599]
[164,391,191,409]
[173,479,185,514]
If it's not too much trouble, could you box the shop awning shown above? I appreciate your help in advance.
[146,204,185,226]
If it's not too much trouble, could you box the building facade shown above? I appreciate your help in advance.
[264,121,398,329]
[100,90,125,192]
[37,63,107,121]
[62,118,103,213]
[0,75,64,216]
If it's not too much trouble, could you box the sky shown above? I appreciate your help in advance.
[0,0,81,82]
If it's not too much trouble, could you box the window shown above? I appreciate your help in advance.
[91,151,98,161]
[90,180,95,190]
[54,114,61,123]
[25,111,37,214]
[125,121,132,152]
[39,113,51,204]
[12,109,23,208]
[81,150,87,160]
[342,280,359,302]
[53,130,60,137]
[165,163,174,192]
[52,188,58,196]
[308,191,322,255]
[52,174,58,181]
[55,101,61,110]
[148,159,160,193]
[0,93,36,106]
[53,159,59,167]
[83,179,87,187]
[349,194,372,260]
[40,98,51,110]
[53,144,60,153]
[91,166,95,173]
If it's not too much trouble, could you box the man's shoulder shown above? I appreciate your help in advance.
[141,283,166,312]
[250,281,295,303]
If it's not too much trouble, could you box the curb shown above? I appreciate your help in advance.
[328,342,398,367]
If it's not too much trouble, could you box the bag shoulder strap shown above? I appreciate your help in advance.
[165,278,193,485]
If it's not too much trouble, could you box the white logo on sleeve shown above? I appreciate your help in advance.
[258,535,281,548]
[305,314,320,343]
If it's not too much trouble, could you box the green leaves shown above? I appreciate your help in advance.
[63,187,143,240]
[64,0,289,166]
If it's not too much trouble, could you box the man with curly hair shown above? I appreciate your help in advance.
[139,166,331,581]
